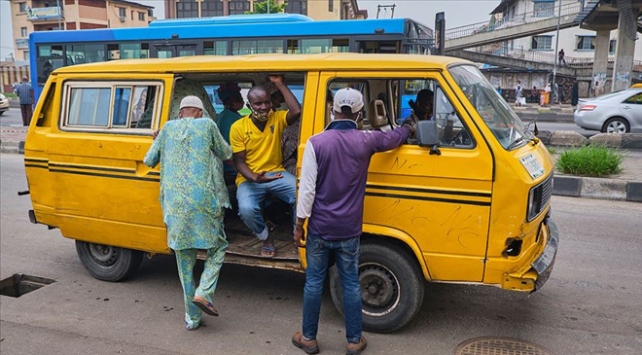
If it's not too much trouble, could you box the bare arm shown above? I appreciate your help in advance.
[270,76,301,126]
[233,151,282,183]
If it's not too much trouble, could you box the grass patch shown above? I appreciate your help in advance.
[555,146,622,177]
[2,92,17,99]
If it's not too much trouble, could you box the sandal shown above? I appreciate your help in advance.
[260,244,276,258]
[192,296,219,317]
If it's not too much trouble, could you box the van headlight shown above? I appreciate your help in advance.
[527,175,553,222]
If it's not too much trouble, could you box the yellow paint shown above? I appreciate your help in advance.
[25,53,556,292]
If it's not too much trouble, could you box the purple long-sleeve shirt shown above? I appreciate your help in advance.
[296,119,411,240]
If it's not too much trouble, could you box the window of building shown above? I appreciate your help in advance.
[531,35,552,50]
[19,2,27,12]
[576,35,595,51]
[286,0,307,15]
[609,39,617,54]
[23,51,29,60]
[202,0,224,16]
[64,83,161,130]
[228,1,249,15]
[21,27,28,37]
[138,12,145,21]
[533,0,554,18]
[118,7,126,18]
[131,10,134,20]
[177,0,198,18]
[329,0,333,12]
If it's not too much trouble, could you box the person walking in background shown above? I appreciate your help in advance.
[291,88,415,355]
[558,49,566,66]
[515,80,523,106]
[14,76,34,126]
[144,96,232,331]
[530,86,539,104]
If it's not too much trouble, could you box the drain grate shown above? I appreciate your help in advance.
[454,337,555,355]
[0,274,56,298]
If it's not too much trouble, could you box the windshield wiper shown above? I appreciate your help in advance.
[507,136,527,150]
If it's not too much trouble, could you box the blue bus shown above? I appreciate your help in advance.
[29,13,434,108]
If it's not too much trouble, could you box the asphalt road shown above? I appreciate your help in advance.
[1,154,641,354]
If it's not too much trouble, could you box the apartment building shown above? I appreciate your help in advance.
[10,0,155,61]
[163,0,367,20]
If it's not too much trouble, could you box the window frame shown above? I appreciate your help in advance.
[60,80,163,134]
[531,35,553,51]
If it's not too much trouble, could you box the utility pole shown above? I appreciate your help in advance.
[376,4,396,19]
[552,0,562,101]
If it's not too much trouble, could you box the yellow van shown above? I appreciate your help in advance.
[24,53,558,333]
[632,83,642,89]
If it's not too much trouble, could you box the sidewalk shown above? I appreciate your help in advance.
[510,102,575,122]
[1,126,640,202]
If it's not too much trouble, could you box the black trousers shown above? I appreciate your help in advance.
[20,104,33,126]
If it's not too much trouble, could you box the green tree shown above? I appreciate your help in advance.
[245,0,287,14]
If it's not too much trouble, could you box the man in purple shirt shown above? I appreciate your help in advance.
[291,88,414,355]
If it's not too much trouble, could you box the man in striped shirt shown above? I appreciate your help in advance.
[14,76,34,126]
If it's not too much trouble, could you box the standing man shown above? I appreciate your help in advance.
[291,88,414,355]
[14,76,34,126]
[144,96,232,331]
[515,80,523,107]
[229,75,301,258]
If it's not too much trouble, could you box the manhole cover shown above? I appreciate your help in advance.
[454,337,555,355]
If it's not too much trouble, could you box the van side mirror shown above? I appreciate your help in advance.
[416,120,441,155]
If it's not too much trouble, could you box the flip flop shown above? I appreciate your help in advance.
[192,297,219,317]
[260,244,276,258]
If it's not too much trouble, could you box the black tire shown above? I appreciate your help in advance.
[329,243,424,333]
[75,241,143,282]
[602,117,630,133]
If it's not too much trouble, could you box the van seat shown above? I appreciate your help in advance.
[368,99,391,131]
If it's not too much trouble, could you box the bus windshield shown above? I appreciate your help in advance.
[449,65,529,150]
[30,14,434,101]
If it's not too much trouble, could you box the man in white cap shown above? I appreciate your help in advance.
[144,95,232,331]
[291,88,415,355]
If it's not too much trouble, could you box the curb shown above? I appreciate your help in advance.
[553,176,642,202]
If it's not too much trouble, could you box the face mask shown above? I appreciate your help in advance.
[252,108,272,122]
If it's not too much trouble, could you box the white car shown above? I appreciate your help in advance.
[574,88,642,133]
[0,93,9,116]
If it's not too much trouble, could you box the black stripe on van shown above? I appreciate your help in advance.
[49,163,135,174]
[48,169,160,182]
[365,192,491,207]
[366,183,491,198]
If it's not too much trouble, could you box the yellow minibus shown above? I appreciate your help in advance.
[24,53,558,332]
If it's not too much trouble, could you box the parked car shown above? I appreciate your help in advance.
[0,93,9,116]
[574,88,642,133]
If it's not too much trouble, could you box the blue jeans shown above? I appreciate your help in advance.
[303,234,362,343]
[236,171,296,240]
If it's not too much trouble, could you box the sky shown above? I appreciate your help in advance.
[1,0,499,60]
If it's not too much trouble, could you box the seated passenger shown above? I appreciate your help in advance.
[229,75,301,258]
[408,89,434,121]
[215,83,245,184]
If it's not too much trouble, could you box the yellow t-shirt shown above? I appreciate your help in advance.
[230,110,288,185]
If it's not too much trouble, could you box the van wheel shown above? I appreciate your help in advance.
[75,241,143,282]
[329,243,424,333]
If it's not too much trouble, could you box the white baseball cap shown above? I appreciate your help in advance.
[333,88,364,114]
[179,95,205,111]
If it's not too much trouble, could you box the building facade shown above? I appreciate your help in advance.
[163,0,366,20]
[10,0,155,61]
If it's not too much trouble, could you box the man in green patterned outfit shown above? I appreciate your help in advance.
[144,96,232,331]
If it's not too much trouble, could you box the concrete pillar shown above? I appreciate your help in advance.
[591,30,610,96]
[611,8,637,91]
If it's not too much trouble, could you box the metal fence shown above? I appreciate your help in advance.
[445,2,582,40]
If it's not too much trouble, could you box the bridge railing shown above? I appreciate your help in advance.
[445,2,582,40]
[462,47,609,68]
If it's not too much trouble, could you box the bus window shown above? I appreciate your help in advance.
[232,40,283,55]
[37,45,64,85]
[287,38,349,54]
[177,44,198,57]
[204,41,227,55]
[120,43,150,59]
[67,88,111,127]
[358,41,400,54]
[113,87,132,127]
[65,44,107,65]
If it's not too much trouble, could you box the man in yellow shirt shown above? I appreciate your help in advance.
[229,75,301,257]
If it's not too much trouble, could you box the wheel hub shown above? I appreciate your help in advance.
[360,265,398,309]
[88,244,119,266]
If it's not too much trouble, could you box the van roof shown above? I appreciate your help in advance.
[54,53,471,74]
